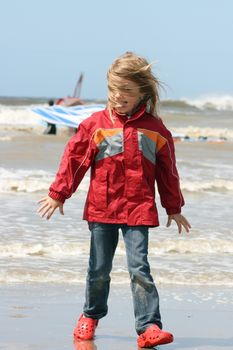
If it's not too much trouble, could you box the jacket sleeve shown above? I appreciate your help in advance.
[48,123,97,203]
[155,128,184,215]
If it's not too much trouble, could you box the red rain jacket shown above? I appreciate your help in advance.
[49,105,184,226]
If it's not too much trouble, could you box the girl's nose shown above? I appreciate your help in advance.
[115,91,122,99]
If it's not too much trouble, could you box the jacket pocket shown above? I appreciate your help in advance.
[93,169,108,209]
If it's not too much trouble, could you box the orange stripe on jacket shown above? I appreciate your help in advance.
[93,128,123,145]
[138,128,167,151]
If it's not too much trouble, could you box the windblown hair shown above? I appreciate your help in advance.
[107,52,162,117]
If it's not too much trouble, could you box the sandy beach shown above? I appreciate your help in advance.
[1,284,232,350]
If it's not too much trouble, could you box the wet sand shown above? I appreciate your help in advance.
[1,284,232,350]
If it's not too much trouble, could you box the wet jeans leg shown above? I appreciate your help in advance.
[83,223,119,319]
[121,225,162,334]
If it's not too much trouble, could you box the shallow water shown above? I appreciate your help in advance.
[0,99,232,286]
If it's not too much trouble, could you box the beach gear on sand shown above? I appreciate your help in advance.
[73,314,99,340]
[137,324,174,348]
[32,104,105,128]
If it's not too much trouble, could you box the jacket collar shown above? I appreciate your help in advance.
[112,104,147,123]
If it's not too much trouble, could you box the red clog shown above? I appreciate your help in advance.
[73,314,99,340]
[137,324,174,348]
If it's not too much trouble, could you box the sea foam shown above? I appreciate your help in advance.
[183,94,233,111]
[0,167,232,194]
[0,168,90,193]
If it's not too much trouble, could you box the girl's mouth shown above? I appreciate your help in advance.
[115,101,128,107]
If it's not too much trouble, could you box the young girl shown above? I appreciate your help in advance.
[38,52,191,348]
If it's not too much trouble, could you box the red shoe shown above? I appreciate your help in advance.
[73,314,99,340]
[137,324,174,348]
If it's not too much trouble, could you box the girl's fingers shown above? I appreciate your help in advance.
[59,205,64,215]
[46,207,55,220]
[168,214,191,234]
[37,197,63,220]
[37,197,48,204]
[40,204,54,218]
[37,202,49,214]
[40,205,51,218]
[166,216,172,227]
[184,224,190,233]
[185,219,192,229]
[37,200,62,220]
[178,222,182,234]
[181,217,191,232]
[173,217,182,234]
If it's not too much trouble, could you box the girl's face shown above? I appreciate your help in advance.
[109,78,144,115]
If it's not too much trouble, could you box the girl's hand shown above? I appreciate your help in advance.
[37,196,64,220]
[166,213,191,234]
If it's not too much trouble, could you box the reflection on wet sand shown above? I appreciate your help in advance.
[74,339,97,350]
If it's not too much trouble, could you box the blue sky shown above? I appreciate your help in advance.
[0,0,232,100]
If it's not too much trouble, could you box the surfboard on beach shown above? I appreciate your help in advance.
[32,104,106,128]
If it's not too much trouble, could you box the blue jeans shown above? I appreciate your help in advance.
[83,223,162,334]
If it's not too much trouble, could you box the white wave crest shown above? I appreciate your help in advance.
[181,179,233,192]
[1,268,232,286]
[0,136,12,141]
[0,167,232,194]
[0,269,86,285]
[149,239,233,254]
[0,242,89,258]
[0,105,40,126]
[183,95,233,111]
[0,168,53,193]
[0,168,90,193]
[1,238,233,259]
[154,271,233,286]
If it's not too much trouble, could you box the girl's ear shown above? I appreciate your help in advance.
[140,94,150,104]
[146,98,152,113]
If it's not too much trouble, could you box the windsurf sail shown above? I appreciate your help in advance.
[73,73,84,98]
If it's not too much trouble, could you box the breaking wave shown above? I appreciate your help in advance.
[183,95,233,111]
[1,238,232,285]
[0,168,89,193]
[1,238,233,258]
[0,167,232,194]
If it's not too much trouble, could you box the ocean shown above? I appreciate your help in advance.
[0,96,233,289]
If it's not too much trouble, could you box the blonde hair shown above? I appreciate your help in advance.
[107,52,161,118]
